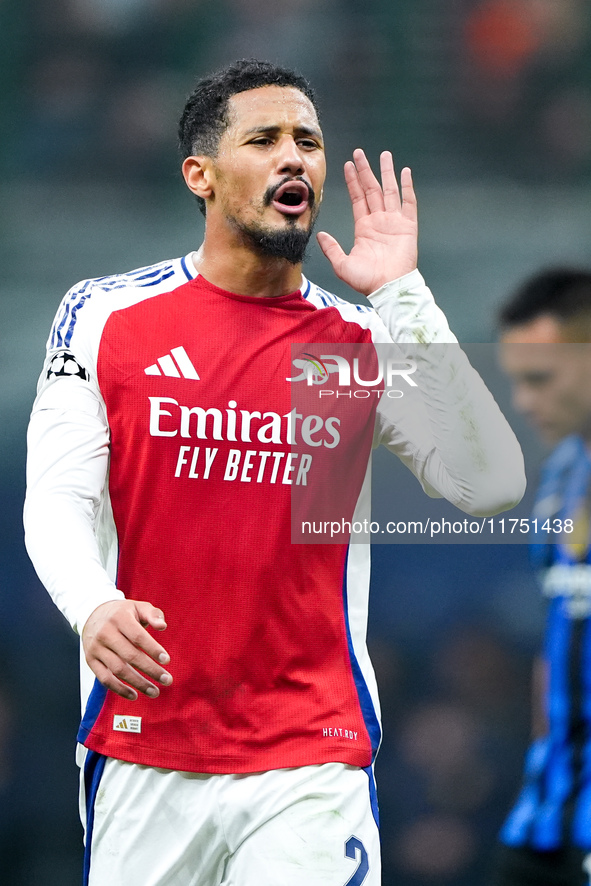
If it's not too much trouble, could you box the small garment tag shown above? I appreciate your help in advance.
[113,715,142,734]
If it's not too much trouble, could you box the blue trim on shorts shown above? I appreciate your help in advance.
[83,751,107,885]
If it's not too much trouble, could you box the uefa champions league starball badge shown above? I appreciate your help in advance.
[47,351,88,381]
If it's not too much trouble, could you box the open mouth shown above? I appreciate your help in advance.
[271,180,312,216]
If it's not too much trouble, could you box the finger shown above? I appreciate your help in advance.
[83,600,170,665]
[134,602,170,662]
[400,167,417,221]
[316,231,347,275]
[90,657,139,701]
[101,627,173,685]
[126,603,171,665]
[114,634,173,684]
[85,614,173,684]
[380,151,401,213]
[343,160,370,223]
[135,602,167,630]
[352,148,385,214]
[94,646,171,698]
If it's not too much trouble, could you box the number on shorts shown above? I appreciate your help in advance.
[344,835,369,886]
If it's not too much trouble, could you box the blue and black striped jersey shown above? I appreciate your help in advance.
[502,435,591,850]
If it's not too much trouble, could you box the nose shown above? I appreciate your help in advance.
[275,136,305,176]
[512,382,537,418]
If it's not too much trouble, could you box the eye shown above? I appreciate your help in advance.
[297,138,320,150]
[250,136,273,146]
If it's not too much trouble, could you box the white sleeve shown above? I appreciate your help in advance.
[370,269,526,516]
[24,376,124,635]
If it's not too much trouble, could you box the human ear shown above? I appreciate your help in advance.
[181,156,215,201]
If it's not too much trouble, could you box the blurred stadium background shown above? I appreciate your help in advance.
[1,0,590,883]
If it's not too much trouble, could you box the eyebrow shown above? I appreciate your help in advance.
[242,124,323,140]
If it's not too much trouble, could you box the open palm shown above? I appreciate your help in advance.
[317,149,418,296]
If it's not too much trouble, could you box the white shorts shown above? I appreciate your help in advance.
[81,754,380,886]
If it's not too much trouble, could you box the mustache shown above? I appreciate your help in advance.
[263,177,315,208]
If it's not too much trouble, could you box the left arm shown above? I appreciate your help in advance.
[317,150,526,516]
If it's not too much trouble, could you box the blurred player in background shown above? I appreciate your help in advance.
[24,59,524,886]
[496,269,591,886]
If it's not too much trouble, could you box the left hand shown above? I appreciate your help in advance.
[317,149,418,296]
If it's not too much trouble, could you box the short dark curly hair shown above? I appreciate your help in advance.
[498,268,591,333]
[178,59,319,215]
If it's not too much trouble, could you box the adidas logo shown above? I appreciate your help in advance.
[145,346,199,380]
[113,715,142,733]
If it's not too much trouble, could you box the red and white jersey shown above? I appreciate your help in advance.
[24,253,525,774]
